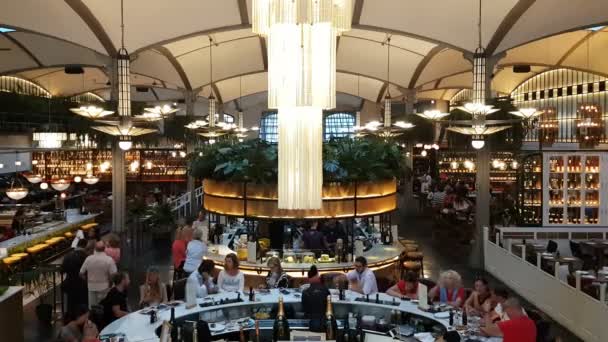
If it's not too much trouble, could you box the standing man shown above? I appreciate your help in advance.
[346,256,378,295]
[80,241,117,307]
[191,211,209,243]
[62,239,89,318]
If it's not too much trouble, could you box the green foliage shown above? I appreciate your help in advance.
[147,203,176,232]
[188,138,406,183]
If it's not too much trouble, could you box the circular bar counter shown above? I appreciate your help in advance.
[100,290,501,341]
[205,243,403,286]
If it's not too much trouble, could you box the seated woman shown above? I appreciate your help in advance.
[428,270,465,307]
[386,271,419,299]
[58,304,99,342]
[464,277,492,316]
[264,257,289,289]
[217,253,245,292]
[139,267,168,307]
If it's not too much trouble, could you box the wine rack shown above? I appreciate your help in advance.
[543,152,607,226]
[31,149,188,183]
[437,151,518,193]
[518,153,542,226]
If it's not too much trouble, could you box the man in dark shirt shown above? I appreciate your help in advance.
[302,222,327,257]
[102,272,130,326]
[301,266,330,332]
[61,239,89,318]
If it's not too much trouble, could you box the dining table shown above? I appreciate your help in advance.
[580,240,608,271]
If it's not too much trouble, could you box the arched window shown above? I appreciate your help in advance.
[324,112,355,140]
[259,111,278,143]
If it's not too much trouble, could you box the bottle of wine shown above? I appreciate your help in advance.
[169,307,178,341]
[249,287,255,302]
[273,295,290,341]
[342,314,350,342]
[254,320,261,342]
[461,309,468,326]
[353,316,364,342]
[325,295,338,340]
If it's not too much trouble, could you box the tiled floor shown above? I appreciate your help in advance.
[23,209,581,341]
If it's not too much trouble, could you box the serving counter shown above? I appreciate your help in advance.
[100,289,502,342]
[205,242,403,286]
[0,213,98,254]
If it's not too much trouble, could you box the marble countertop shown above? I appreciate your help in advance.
[0,286,22,304]
[100,289,501,342]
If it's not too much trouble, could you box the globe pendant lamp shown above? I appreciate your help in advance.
[6,153,28,200]
[51,178,71,191]
[253,0,352,209]
[25,173,43,184]
[83,174,100,185]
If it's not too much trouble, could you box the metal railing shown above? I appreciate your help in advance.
[168,185,204,221]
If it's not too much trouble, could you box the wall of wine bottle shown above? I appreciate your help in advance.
[543,152,607,226]
[518,153,542,226]
[31,148,188,183]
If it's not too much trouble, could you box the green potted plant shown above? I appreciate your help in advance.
[147,202,176,240]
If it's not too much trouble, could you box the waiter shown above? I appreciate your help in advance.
[301,266,330,332]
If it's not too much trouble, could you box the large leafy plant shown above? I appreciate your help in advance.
[189,138,406,184]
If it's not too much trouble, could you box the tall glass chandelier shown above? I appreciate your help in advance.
[253,0,352,209]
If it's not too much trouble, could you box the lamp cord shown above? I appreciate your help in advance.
[478,0,482,48]
[120,0,125,48]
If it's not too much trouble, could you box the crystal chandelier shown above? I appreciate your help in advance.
[253,0,351,209]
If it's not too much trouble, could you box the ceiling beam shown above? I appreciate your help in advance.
[485,0,536,55]
[64,0,117,56]
[3,34,44,67]
[211,83,223,104]
[354,24,469,53]
[556,31,597,66]
[150,87,160,101]
[259,37,268,70]
[156,46,192,90]
[408,45,444,88]
[376,82,388,103]
[237,0,249,25]
[352,0,364,25]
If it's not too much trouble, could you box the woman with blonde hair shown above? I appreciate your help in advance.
[139,267,168,307]
[172,225,193,280]
[264,257,289,289]
[428,270,465,307]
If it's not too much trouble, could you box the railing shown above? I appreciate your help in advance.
[168,186,204,221]
[484,227,608,342]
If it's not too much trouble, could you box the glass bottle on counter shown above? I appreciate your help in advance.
[325,295,338,340]
[353,315,364,342]
[254,320,261,342]
[169,307,178,341]
[342,314,350,342]
[273,295,290,341]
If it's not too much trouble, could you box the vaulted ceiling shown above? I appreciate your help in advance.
[1,0,607,104]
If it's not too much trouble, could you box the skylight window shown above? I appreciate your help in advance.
[0,27,16,33]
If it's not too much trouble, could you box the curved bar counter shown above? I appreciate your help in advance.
[100,290,500,341]
[205,243,403,283]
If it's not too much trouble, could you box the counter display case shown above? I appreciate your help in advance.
[543,152,607,226]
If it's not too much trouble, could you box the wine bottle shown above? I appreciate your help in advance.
[239,327,247,342]
[254,320,261,342]
[342,314,350,342]
[448,309,454,327]
[249,287,255,302]
[273,295,290,341]
[325,295,338,340]
[353,316,364,342]
[461,309,468,326]
[169,307,178,341]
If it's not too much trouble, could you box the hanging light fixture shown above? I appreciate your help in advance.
[447,125,510,150]
[74,176,82,183]
[83,174,100,185]
[252,0,352,209]
[90,0,157,149]
[141,104,179,119]
[25,173,43,184]
[40,182,49,190]
[359,37,414,138]
[416,110,450,121]
[50,175,71,192]
[70,69,114,119]
[6,152,29,200]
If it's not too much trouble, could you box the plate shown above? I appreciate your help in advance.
[208,323,226,332]
[434,311,450,319]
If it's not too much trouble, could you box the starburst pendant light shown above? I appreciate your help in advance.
[416,110,450,121]
[90,0,157,151]
[70,70,114,119]
[253,0,352,209]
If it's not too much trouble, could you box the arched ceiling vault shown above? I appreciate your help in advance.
[1,1,608,102]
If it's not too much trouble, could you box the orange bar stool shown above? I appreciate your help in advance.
[80,223,98,232]
[26,243,50,263]
[64,231,74,239]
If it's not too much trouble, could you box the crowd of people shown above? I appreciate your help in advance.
[57,209,536,342]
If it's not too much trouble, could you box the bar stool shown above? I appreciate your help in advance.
[402,261,422,277]
[403,244,419,253]
[26,243,50,263]
[399,239,416,246]
[405,251,424,276]
[64,231,74,239]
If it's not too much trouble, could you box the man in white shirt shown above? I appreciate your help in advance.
[346,256,378,295]
[80,241,117,307]
[186,259,217,298]
[183,228,208,274]
[191,211,209,243]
